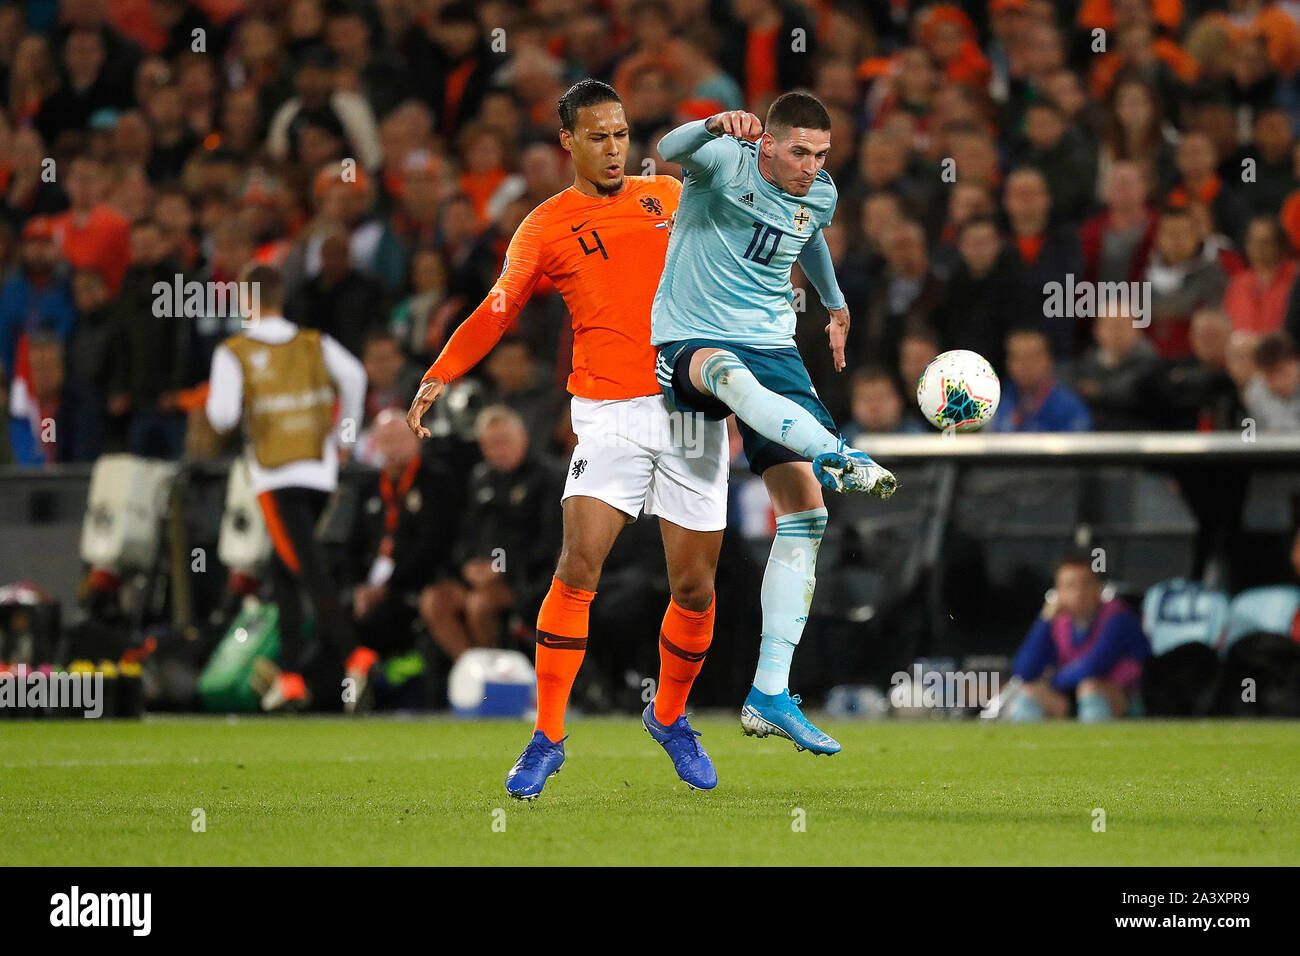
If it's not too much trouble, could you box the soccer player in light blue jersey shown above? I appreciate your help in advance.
[651,92,898,755]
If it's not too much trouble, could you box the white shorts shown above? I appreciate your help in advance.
[562,394,728,532]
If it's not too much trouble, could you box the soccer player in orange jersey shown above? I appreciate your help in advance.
[405,80,727,799]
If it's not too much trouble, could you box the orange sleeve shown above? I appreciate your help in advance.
[423,208,547,384]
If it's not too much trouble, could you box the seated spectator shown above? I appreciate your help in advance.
[1080,161,1157,287]
[843,190,903,296]
[1144,204,1228,358]
[323,3,411,121]
[1224,215,1298,335]
[1088,12,1198,106]
[266,45,382,172]
[1003,166,1083,356]
[1009,553,1150,722]
[1243,333,1300,433]
[1237,107,1298,219]
[285,165,406,295]
[361,328,422,426]
[842,366,928,443]
[853,129,941,227]
[1145,308,1243,431]
[1021,99,1097,226]
[1202,3,1300,82]
[349,410,459,660]
[992,327,1092,432]
[897,324,940,428]
[1187,197,1246,278]
[0,216,75,379]
[935,216,1021,370]
[106,219,189,460]
[1070,306,1163,430]
[419,406,562,660]
[48,156,131,296]
[7,331,102,465]
[67,269,114,440]
[1168,129,1250,243]
[284,228,392,358]
[855,218,945,368]
[1095,77,1177,201]
[388,248,459,363]
[932,181,995,275]
[481,336,562,452]
[1,127,68,227]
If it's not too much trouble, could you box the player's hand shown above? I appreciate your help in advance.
[406,378,445,438]
[825,306,850,373]
[1040,589,1060,621]
[706,110,763,140]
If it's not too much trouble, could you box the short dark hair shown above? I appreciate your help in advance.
[557,79,622,132]
[900,322,940,348]
[850,365,899,391]
[1255,333,1298,369]
[1247,214,1285,246]
[362,326,401,352]
[242,264,284,310]
[765,91,831,136]
[1057,550,1101,578]
[438,2,479,26]
[1006,325,1050,348]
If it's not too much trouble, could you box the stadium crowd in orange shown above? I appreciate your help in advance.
[1,0,1299,469]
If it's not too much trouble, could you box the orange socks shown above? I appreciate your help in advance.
[533,576,595,742]
[653,595,715,725]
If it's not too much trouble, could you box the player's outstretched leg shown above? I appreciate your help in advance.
[740,503,841,755]
[505,575,592,800]
[643,596,717,789]
[697,350,896,498]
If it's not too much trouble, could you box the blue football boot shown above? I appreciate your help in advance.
[740,687,842,755]
[505,729,566,800]
[642,701,718,790]
[813,443,897,498]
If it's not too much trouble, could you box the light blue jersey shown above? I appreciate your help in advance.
[651,120,845,349]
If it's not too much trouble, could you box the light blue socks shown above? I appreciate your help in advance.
[1077,693,1114,722]
[1008,693,1045,722]
[700,351,841,460]
[753,508,828,695]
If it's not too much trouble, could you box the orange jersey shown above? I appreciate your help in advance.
[426,175,681,400]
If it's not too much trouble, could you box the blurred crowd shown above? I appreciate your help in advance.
[3,0,1300,478]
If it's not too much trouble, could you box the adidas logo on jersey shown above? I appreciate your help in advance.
[739,193,754,207]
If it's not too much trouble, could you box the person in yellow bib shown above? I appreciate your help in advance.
[205,264,370,711]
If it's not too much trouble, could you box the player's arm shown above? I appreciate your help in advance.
[799,229,851,372]
[406,212,545,438]
[321,333,367,456]
[204,344,243,435]
[656,113,760,182]
[1011,618,1057,683]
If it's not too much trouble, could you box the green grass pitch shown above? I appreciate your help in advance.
[2,716,1297,866]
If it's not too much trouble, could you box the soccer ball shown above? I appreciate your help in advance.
[916,349,1001,432]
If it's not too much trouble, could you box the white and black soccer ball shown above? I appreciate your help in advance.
[916,349,1001,432]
